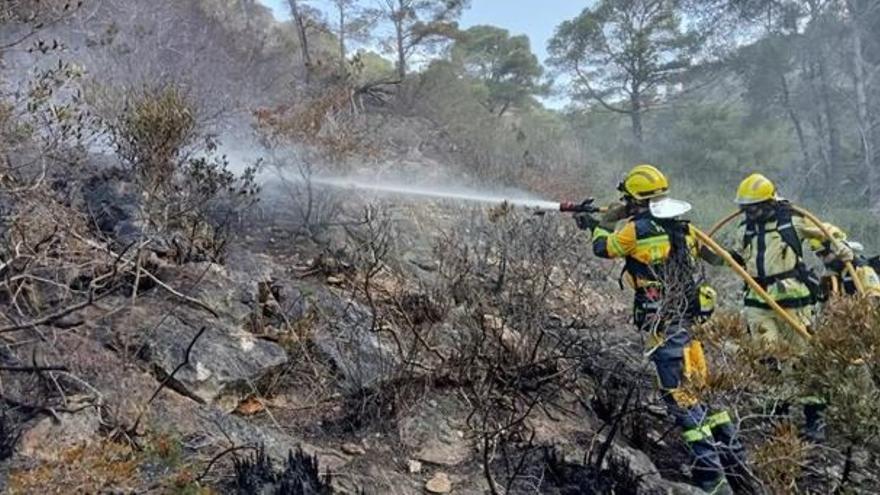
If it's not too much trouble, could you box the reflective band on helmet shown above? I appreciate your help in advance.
[682,425,713,443]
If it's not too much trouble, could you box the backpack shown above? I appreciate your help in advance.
[742,202,822,302]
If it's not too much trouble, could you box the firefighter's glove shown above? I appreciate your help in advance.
[601,202,629,225]
[574,213,599,231]
[834,242,855,263]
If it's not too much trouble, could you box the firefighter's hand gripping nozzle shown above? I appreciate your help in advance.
[560,198,601,231]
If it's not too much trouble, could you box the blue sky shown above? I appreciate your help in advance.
[257,1,587,66]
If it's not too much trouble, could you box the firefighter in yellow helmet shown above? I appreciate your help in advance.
[732,173,854,442]
[806,223,880,297]
[576,165,745,494]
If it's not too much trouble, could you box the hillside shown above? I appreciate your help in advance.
[2,1,880,494]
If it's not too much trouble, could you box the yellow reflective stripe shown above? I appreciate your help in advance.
[705,411,731,428]
[746,283,812,302]
[592,226,612,239]
[635,236,669,248]
[682,425,713,443]
[634,235,669,263]
[608,235,626,256]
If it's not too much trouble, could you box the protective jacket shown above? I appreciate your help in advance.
[738,204,829,309]
[592,212,714,353]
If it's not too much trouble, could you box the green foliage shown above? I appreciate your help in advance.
[370,0,469,78]
[108,86,197,188]
[549,0,699,141]
[451,25,546,116]
[99,84,258,262]
[794,298,880,445]
[410,60,598,195]
[646,103,794,187]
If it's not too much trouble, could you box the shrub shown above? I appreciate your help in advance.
[101,85,259,262]
[108,86,197,191]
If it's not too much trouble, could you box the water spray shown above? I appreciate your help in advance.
[305,175,599,214]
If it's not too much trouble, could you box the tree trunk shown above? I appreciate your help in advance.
[338,6,346,71]
[395,17,406,80]
[287,0,312,82]
[629,88,643,145]
[848,0,879,205]
[805,0,840,184]
[779,73,813,175]
[817,54,841,182]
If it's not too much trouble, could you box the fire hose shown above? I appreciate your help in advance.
[706,206,865,295]
[557,198,813,339]
[690,226,812,340]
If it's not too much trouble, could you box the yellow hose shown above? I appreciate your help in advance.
[708,206,866,295]
[790,205,866,295]
[708,210,742,237]
[691,226,812,340]
[829,274,839,297]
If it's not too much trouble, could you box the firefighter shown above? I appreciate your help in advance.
[806,223,880,298]
[731,173,854,442]
[575,164,745,494]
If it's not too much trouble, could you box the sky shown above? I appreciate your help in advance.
[257,0,586,66]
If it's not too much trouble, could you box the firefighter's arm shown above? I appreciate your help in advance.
[794,217,853,261]
[592,221,637,259]
[689,225,727,266]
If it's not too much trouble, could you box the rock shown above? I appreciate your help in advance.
[326,275,344,285]
[311,289,400,391]
[342,443,366,456]
[399,394,471,467]
[156,262,252,323]
[403,251,439,273]
[408,459,423,474]
[143,313,288,404]
[425,472,452,494]
[605,441,704,494]
[235,397,266,416]
[18,400,101,461]
[187,407,351,473]
[81,169,143,247]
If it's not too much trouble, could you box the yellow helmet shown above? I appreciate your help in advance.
[618,164,669,200]
[735,173,777,205]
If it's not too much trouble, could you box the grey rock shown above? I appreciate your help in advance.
[143,314,287,404]
[192,407,350,472]
[606,441,704,495]
[157,262,252,323]
[399,394,471,467]
[18,399,101,461]
[403,250,439,273]
[311,290,400,392]
[81,169,143,246]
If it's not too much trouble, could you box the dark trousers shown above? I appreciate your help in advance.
[653,352,746,490]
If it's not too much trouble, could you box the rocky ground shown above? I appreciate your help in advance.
[0,153,736,495]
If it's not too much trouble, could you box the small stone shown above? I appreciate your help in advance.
[326,275,344,285]
[234,396,266,416]
[342,442,366,456]
[408,459,423,474]
[425,472,452,494]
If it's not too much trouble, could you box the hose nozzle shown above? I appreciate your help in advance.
[559,198,599,213]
